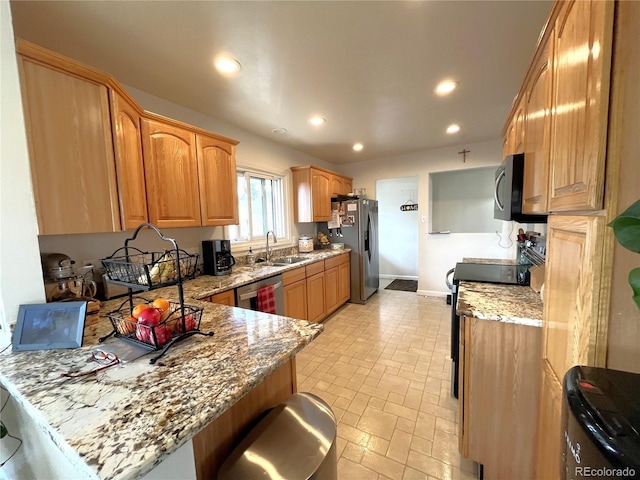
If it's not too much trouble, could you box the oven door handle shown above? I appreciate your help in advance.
[237,281,282,301]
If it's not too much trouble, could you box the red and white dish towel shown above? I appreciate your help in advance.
[257,285,277,314]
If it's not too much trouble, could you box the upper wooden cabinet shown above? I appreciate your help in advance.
[141,117,202,228]
[548,0,614,212]
[343,178,353,195]
[502,98,525,157]
[330,175,343,198]
[18,53,121,235]
[197,135,239,226]
[522,41,552,215]
[291,166,353,223]
[291,166,331,222]
[311,169,332,222]
[331,174,353,197]
[16,40,240,233]
[111,91,148,229]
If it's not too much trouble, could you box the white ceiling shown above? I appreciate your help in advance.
[9,1,552,165]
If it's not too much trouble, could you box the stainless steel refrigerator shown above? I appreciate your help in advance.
[320,198,379,304]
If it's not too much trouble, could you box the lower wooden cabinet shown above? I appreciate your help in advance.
[459,315,541,479]
[192,359,296,478]
[535,214,607,479]
[325,266,339,314]
[338,258,351,304]
[206,290,235,306]
[283,266,308,320]
[284,279,308,320]
[325,252,351,313]
[536,360,563,480]
[306,271,326,323]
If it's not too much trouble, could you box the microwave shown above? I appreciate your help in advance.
[494,153,547,223]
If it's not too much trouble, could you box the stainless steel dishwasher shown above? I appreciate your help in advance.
[236,274,285,315]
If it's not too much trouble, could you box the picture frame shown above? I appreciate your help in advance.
[12,302,87,352]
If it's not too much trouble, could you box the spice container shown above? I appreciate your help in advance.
[298,236,314,253]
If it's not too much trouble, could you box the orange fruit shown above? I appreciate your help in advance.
[159,309,172,322]
[152,297,171,312]
[123,316,138,334]
[132,303,150,319]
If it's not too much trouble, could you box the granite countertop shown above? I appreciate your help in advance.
[456,281,544,328]
[183,248,351,299]
[0,249,348,479]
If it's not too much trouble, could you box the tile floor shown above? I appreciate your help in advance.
[296,285,477,480]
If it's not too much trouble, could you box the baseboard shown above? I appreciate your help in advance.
[380,274,419,281]
[417,289,448,298]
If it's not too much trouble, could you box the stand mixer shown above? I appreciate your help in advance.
[41,253,97,302]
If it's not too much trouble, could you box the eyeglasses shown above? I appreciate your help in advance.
[61,350,120,378]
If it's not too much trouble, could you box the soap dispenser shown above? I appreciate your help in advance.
[246,247,256,266]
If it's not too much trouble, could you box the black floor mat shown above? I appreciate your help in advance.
[385,279,418,292]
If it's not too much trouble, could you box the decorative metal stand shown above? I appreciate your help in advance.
[99,223,213,364]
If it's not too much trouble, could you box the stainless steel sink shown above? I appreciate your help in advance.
[270,256,308,266]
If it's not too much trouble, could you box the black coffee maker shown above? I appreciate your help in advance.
[202,240,236,276]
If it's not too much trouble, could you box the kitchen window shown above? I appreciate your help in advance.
[227,169,289,246]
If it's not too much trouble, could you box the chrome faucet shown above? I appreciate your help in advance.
[265,230,277,264]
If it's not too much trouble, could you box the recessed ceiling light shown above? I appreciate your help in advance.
[309,116,326,126]
[446,124,461,134]
[214,56,241,75]
[272,127,287,135]
[353,143,364,152]
[436,80,459,96]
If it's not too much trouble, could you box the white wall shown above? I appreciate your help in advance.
[340,139,520,296]
[376,177,419,280]
[0,0,45,347]
[0,4,79,476]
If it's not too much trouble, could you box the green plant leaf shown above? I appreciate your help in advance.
[630,268,640,310]
[609,199,640,254]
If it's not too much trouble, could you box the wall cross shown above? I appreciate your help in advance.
[458,149,470,163]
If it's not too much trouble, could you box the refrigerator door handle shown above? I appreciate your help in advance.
[366,212,373,261]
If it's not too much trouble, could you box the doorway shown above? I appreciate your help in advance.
[376,177,419,288]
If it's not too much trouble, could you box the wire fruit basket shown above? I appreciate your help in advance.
[100,223,213,363]
[108,298,204,349]
[102,247,198,289]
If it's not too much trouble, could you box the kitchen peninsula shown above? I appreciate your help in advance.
[456,279,543,479]
[0,252,349,480]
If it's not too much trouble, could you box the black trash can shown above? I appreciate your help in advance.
[218,392,337,480]
[562,366,640,480]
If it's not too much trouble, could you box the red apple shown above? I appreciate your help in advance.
[153,324,172,346]
[135,308,163,345]
[138,307,161,326]
[174,314,197,334]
